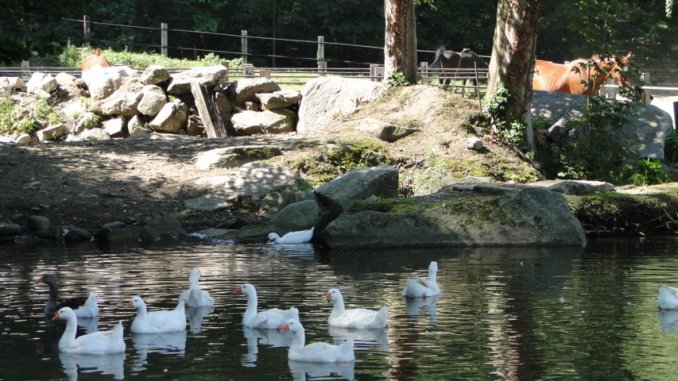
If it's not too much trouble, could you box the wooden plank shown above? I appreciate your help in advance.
[190,80,232,138]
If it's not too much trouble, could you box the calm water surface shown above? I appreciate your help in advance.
[1,237,678,380]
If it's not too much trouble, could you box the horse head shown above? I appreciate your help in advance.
[81,48,111,71]
[589,52,632,91]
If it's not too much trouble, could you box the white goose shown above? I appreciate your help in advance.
[236,283,299,329]
[52,307,125,354]
[325,288,388,329]
[278,319,355,363]
[74,292,99,319]
[127,296,186,334]
[179,268,214,308]
[403,261,441,298]
[658,285,678,310]
[267,227,314,244]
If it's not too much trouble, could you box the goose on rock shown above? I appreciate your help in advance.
[278,319,355,363]
[658,285,678,310]
[179,268,214,308]
[127,296,186,334]
[52,307,125,354]
[36,274,92,317]
[267,227,314,244]
[236,283,299,329]
[325,288,388,329]
[403,261,441,298]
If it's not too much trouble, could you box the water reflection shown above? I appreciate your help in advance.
[658,310,678,333]
[131,331,187,373]
[186,306,214,333]
[404,295,439,326]
[328,326,388,352]
[242,326,294,367]
[75,317,98,333]
[59,351,125,380]
[3,238,678,380]
[288,360,355,381]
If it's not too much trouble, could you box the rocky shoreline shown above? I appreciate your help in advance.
[1,65,677,249]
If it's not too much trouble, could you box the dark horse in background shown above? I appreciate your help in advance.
[430,46,489,92]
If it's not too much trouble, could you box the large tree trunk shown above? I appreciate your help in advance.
[384,0,417,83]
[487,0,542,147]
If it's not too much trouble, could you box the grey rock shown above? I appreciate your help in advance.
[226,77,281,105]
[27,215,51,231]
[231,109,296,135]
[140,65,170,85]
[314,166,399,212]
[297,77,385,133]
[319,188,586,249]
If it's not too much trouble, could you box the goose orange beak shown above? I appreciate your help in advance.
[278,324,289,333]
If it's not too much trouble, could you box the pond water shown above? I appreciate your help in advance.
[1,237,678,380]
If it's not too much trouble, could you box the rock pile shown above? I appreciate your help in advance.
[0,64,302,143]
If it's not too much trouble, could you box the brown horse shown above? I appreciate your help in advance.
[80,48,110,71]
[532,53,632,96]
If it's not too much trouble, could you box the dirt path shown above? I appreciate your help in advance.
[0,133,310,232]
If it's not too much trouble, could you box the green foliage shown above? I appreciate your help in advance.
[385,71,410,88]
[533,96,639,184]
[485,83,527,146]
[628,159,668,186]
[58,43,83,67]
[0,98,15,136]
[15,118,39,135]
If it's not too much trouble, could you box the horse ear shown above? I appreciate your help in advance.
[623,52,632,64]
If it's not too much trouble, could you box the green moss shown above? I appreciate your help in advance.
[565,191,678,235]
[290,138,394,186]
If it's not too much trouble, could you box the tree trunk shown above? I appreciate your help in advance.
[487,0,542,147]
[384,0,417,83]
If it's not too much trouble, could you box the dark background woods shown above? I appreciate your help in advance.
[0,0,675,78]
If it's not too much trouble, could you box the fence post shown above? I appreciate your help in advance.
[317,35,326,71]
[244,63,255,78]
[241,30,248,65]
[83,15,90,46]
[161,23,168,57]
[369,64,384,82]
[419,61,429,80]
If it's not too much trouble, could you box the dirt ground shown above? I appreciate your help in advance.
[0,86,531,234]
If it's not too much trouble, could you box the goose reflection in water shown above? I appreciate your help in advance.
[288,360,355,381]
[59,352,125,381]
[130,331,187,373]
[186,306,214,333]
[242,326,294,367]
[405,294,440,325]
[658,310,678,333]
[329,326,389,352]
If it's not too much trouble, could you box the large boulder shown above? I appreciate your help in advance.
[314,166,399,212]
[167,65,229,95]
[226,77,281,106]
[318,187,587,249]
[26,72,57,97]
[82,66,136,100]
[148,100,188,133]
[531,90,673,159]
[297,76,385,133]
[231,109,296,135]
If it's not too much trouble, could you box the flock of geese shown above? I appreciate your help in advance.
[38,262,441,364]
